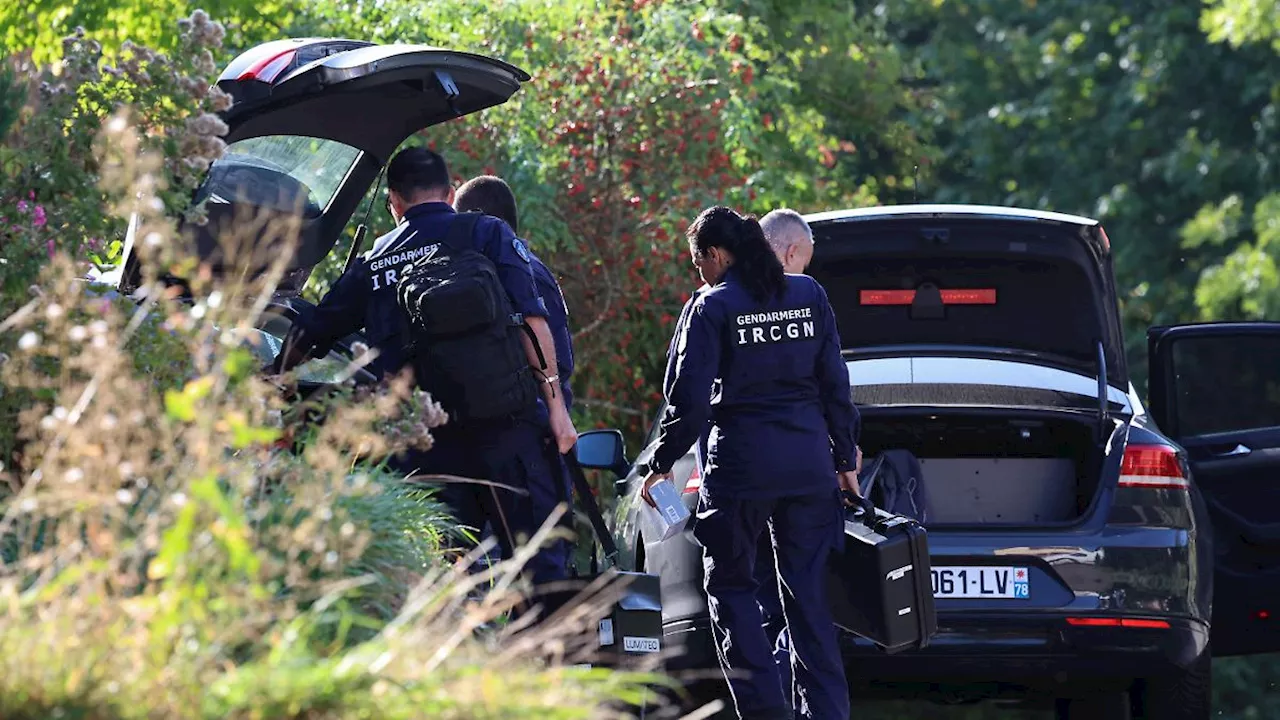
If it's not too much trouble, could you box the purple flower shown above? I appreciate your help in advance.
[46,239,55,259]
[28,191,34,200]
[32,205,46,228]
[17,201,28,213]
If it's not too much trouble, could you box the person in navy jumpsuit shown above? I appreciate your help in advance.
[455,174,577,580]
[642,206,861,720]
[272,147,577,589]
[669,207,819,710]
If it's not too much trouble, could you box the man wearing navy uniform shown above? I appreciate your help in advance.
[272,147,577,588]
[454,174,576,580]
[643,207,858,720]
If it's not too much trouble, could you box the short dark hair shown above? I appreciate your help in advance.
[454,175,519,235]
[386,146,451,198]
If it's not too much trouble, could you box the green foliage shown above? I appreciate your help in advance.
[873,0,1280,394]
[1202,0,1280,52]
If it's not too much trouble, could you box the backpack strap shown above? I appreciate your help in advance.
[563,448,618,571]
[443,210,483,253]
[448,210,551,374]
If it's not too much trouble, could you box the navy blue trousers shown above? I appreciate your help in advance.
[392,413,569,588]
[756,530,793,697]
[694,489,849,720]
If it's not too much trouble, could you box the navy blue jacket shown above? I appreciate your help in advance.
[529,250,574,411]
[650,269,860,499]
[293,202,547,380]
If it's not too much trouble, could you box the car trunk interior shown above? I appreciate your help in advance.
[856,410,1109,526]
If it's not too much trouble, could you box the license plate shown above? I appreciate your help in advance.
[931,566,1029,599]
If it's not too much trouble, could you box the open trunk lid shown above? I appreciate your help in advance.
[804,204,1129,393]
[118,38,531,297]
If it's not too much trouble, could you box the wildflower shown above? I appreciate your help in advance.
[118,462,134,477]
[19,498,37,513]
[46,240,55,259]
[17,332,39,351]
[90,320,108,335]
[100,413,118,430]
[171,492,187,507]
[324,551,339,567]
[32,205,46,227]
[68,325,87,342]
[45,303,63,319]
[53,407,68,420]
[64,468,84,484]
[17,200,28,213]
[116,489,135,504]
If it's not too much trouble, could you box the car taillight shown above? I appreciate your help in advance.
[1118,444,1188,491]
[683,463,702,494]
[859,288,997,305]
[1066,617,1171,629]
[238,50,297,83]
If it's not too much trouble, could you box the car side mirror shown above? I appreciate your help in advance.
[576,429,630,479]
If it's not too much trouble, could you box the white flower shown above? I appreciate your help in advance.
[17,332,39,351]
[340,522,355,538]
[100,414,118,430]
[19,498,37,513]
[68,325,87,342]
[64,467,84,483]
[171,492,187,507]
[116,489,135,504]
[118,462,134,478]
[190,304,207,319]
[40,416,56,430]
[324,551,339,567]
[144,231,163,247]
[90,320,108,335]
[53,406,68,420]
[92,334,107,348]
[45,303,63,319]
[107,116,127,133]
[207,290,223,308]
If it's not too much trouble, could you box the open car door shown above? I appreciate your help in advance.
[1148,321,1280,656]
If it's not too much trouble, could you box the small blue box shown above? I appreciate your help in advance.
[645,477,691,540]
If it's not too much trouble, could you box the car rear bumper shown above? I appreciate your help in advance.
[661,612,1209,695]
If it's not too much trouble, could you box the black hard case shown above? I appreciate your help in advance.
[826,495,938,654]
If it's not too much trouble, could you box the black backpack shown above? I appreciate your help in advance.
[395,212,545,423]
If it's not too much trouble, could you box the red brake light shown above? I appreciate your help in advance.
[859,289,997,305]
[1119,444,1188,491]
[1066,617,1171,629]
[238,50,297,83]
[860,290,917,305]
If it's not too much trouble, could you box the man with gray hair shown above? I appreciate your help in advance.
[761,208,815,274]
[752,207,815,705]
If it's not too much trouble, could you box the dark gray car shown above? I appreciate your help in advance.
[575,204,1280,719]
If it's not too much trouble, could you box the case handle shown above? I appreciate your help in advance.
[841,490,878,526]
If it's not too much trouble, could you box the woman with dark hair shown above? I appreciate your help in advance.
[640,206,862,720]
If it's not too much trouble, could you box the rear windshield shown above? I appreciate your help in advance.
[212,135,362,214]
[810,255,1106,370]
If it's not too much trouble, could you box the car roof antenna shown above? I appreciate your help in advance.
[344,165,385,276]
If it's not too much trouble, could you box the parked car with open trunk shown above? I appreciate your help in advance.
[577,204,1280,719]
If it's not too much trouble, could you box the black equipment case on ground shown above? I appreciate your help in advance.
[827,492,938,654]
[537,450,665,668]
